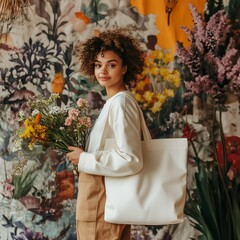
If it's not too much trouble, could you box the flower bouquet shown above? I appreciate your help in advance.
[14,93,92,161]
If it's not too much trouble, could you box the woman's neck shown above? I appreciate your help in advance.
[106,85,127,98]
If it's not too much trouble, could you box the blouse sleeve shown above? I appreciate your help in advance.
[78,95,143,177]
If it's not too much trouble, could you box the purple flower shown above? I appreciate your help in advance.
[176,3,240,98]
[205,10,231,51]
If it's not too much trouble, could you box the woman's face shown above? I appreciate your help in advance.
[94,50,127,97]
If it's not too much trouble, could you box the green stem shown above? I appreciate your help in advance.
[190,140,199,160]
[211,107,225,185]
[77,127,81,147]
[147,70,156,93]
[212,106,237,240]
[218,107,228,181]
[3,158,7,180]
[188,140,218,239]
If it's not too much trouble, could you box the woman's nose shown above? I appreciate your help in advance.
[100,65,108,73]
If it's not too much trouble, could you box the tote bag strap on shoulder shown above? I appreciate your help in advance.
[123,92,152,145]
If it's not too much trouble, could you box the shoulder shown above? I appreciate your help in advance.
[108,91,140,119]
[109,91,138,109]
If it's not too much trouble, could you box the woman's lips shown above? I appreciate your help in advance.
[99,76,110,81]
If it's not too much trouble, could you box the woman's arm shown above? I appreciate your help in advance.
[78,95,143,177]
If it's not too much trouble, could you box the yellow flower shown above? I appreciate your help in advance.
[40,133,46,139]
[172,70,181,87]
[35,124,47,136]
[20,119,34,138]
[149,67,159,76]
[134,93,144,102]
[159,67,169,78]
[164,88,174,97]
[19,116,48,149]
[145,57,151,67]
[155,50,163,60]
[133,48,181,114]
[28,142,34,150]
[156,93,167,103]
[143,91,154,103]
[162,52,172,64]
[135,81,146,91]
[150,101,163,113]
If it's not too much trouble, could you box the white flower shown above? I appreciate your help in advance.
[49,106,61,114]
[31,109,40,116]
[19,111,26,118]
[12,138,23,152]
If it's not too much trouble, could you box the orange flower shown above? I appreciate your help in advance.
[52,73,64,94]
[143,76,150,85]
[75,12,90,24]
[34,113,42,124]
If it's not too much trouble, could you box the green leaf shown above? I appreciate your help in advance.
[232,183,240,239]
[195,165,220,238]
[211,167,224,235]
[12,169,37,199]
[185,191,214,239]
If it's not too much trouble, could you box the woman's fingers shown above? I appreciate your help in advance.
[68,146,79,151]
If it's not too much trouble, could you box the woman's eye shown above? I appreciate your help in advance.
[94,64,101,68]
[108,64,116,68]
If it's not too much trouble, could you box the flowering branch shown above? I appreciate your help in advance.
[176,4,240,98]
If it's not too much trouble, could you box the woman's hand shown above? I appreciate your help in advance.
[66,146,84,166]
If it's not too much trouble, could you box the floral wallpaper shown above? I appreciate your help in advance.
[0,0,239,239]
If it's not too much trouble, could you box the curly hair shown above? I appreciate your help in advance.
[74,28,145,88]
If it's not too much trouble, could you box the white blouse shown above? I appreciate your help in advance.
[78,90,143,177]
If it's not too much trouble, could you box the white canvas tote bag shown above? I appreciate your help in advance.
[104,107,188,225]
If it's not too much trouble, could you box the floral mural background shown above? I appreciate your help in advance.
[0,0,239,239]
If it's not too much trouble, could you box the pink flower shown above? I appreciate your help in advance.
[64,117,72,126]
[176,4,240,98]
[1,178,14,198]
[78,116,92,128]
[68,108,80,120]
[77,98,88,108]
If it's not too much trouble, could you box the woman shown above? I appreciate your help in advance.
[66,28,145,240]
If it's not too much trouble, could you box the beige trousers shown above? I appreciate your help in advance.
[76,172,130,240]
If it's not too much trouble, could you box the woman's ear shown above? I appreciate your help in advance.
[122,65,127,75]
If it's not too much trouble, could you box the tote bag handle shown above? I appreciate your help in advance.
[136,104,153,151]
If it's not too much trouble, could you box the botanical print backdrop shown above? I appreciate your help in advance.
[1,0,238,239]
